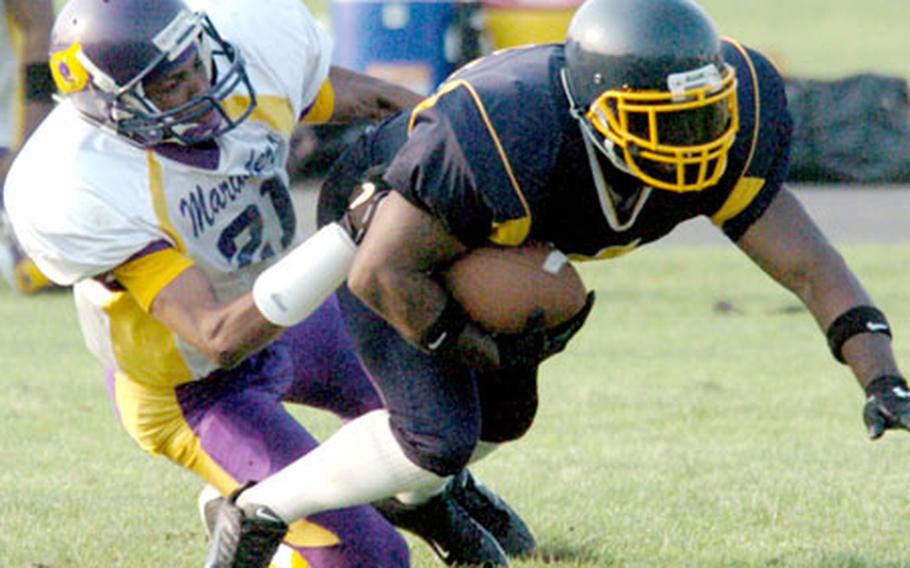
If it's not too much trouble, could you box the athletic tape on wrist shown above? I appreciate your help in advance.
[25,63,55,103]
[417,295,469,354]
[253,223,357,327]
[826,305,892,364]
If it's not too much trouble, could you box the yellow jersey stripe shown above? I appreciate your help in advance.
[712,37,763,227]
[569,239,643,262]
[224,94,295,138]
[710,177,766,226]
[112,247,194,313]
[300,79,335,124]
[147,152,187,252]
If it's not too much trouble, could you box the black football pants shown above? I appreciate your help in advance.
[335,284,538,476]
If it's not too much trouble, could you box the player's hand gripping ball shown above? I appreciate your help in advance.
[441,242,588,334]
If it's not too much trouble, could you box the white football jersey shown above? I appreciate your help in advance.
[0,0,19,149]
[5,0,333,386]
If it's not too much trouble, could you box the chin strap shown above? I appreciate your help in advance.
[559,68,652,233]
[578,125,653,232]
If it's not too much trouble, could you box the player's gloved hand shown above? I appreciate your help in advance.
[862,374,910,439]
[340,176,390,245]
[493,310,547,370]
[540,291,595,360]
[493,291,595,369]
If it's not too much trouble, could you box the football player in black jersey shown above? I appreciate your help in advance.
[209,0,906,564]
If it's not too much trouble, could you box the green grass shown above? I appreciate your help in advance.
[696,0,910,80]
[3,242,910,567]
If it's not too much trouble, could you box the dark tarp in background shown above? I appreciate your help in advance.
[785,73,910,183]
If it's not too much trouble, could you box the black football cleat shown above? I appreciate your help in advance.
[203,483,288,568]
[373,488,508,566]
[448,470,537,558]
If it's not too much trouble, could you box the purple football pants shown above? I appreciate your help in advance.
[105,295,409,567]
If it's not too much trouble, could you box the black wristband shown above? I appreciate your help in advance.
[826,306,892,364]
[864,374,908,397]
[25,63,55,103]
[416,296,469,354]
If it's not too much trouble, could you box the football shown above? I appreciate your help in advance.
[441,242,588,334]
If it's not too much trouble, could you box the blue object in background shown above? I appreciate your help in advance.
[331,0,480,95]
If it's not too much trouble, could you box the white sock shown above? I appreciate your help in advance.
[394,440,500,505]
[394,484,445,506]
[237,409,447,522]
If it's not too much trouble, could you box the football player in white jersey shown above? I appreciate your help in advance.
[0,0,55,293]
[5,0,534,566]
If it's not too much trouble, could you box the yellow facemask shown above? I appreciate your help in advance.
[586,63,739,192]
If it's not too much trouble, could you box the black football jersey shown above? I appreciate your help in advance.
[362,40,792,259]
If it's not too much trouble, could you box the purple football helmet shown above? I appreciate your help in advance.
[49,0,256,146]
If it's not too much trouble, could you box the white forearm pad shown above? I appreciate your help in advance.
[253,222,357,327]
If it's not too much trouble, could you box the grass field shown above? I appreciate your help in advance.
[3,242,910,567]
[684,0,910,80]
[22,2,910,566]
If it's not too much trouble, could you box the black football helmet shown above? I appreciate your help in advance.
[48,0,256,147]
[563,0,739,192]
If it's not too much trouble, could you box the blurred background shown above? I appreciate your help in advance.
[680,0,909,80]
[47,0,909,80]
[291,0,910,185]
[45,0,910,185]
[311,0,910,81]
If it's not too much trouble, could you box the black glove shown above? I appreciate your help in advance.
[339,177,390,245]
[493,291,596,370]
[862,375,910,439]
[493,310,547,370]
[540,291,595,360]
